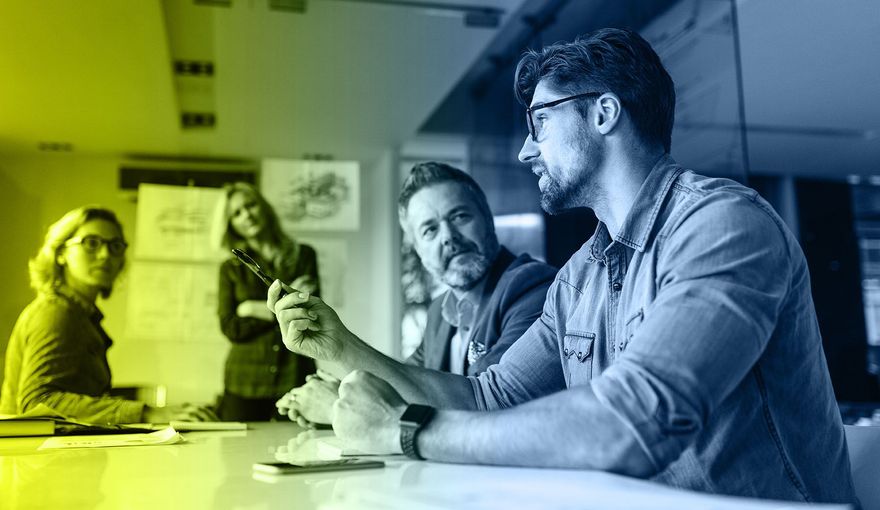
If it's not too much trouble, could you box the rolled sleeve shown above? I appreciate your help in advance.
[592,193,792,471]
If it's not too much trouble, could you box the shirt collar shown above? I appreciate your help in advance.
[441,270,488,328]
[51,285,104,323]
[586,154,684,258]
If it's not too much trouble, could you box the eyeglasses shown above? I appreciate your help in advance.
[66,235,128,256]
[526,91,601,142]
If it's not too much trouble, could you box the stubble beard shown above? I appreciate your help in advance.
[539,129,602,215]
[539,175,574,215]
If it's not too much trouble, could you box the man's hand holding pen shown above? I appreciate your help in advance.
[267,279,353,362]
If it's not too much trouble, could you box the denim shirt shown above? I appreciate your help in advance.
[471,155,857,504]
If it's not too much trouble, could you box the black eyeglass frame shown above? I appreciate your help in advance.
[65,235,129,256]
[526,91,602,142]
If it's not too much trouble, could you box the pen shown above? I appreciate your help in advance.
[231,248,295,299]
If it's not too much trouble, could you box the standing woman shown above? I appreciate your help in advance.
[0,206,214,424]
[218,182,319,421]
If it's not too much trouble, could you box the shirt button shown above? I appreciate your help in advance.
[612,282,622,291]
[269,366,277,374]
[272,345,280,352]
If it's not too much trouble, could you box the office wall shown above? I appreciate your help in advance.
[0,151,397,404]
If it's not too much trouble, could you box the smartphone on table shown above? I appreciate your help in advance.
[252,458,385,475]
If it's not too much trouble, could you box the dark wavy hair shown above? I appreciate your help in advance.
[29,206,126,298]
[514,27,675,152]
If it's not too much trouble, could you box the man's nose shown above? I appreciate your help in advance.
[439,221,460,246]
[94,243,112,259]
[518,134,539,163]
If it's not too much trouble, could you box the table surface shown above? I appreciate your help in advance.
[0,422,851,510]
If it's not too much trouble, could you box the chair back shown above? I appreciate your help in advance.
[845,424,880,510]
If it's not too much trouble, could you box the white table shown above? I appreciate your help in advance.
[0,422,851,510]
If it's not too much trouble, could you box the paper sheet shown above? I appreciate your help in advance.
[261,159,360,232]
[38,426,183,450]
[133,184,226,262]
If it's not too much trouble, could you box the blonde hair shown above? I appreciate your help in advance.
[221,182,291,252]
[29,206,126,298]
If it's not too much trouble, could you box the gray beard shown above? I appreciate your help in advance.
[439,252,493,291]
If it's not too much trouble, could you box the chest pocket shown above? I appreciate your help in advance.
[563,331,595,387]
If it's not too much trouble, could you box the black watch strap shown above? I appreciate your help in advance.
[399,404,435,460]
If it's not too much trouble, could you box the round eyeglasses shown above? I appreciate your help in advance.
[65,235,128,256]
[526,91,601,142]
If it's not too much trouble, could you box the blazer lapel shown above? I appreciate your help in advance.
[426,315,455,371]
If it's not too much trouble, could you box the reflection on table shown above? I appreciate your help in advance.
[0,422,850,510]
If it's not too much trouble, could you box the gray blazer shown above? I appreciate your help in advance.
[405,247,556,376]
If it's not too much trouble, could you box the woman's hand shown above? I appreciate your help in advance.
[143,403,219,423]
[289,275,318,295]
[236,300,274,321]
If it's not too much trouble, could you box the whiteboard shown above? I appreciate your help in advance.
[124,260,226,344]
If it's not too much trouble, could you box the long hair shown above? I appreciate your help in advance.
[514,27,676,153]
[220,182,291,252]
[29,206,126,298]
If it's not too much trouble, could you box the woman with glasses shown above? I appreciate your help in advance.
[218,183,319,421]
[0,206,216,424]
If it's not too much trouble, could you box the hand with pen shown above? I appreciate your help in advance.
[276,369,340,427]
[238,276,319,322]
[267,280,355,361]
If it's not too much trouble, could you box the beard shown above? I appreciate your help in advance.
[537,126,603,215]
[98,284,114,299]
[440,251,493,290]
[539,173,579,215]
[428,235,497,291]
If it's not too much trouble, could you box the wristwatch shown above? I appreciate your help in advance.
[399,404,435,460]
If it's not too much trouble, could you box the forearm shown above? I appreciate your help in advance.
[339,336,479,410]
[417,385,655,475]
[219,314,275,343]
[23,388,144,424]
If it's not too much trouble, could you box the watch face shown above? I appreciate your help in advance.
[400,404,434,425]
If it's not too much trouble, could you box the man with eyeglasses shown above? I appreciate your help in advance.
[268,28,856,504]
[276,162,556,427]
[1,206,217,424]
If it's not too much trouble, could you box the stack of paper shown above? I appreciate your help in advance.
[38,426,184,450]
[0,404,153,437]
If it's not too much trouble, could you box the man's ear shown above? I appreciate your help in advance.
[594,92,622,136]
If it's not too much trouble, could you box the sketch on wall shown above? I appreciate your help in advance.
[261,159,360,232]
[134,184,226,262]
[128,183,228,344]
[124,261,226,344]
